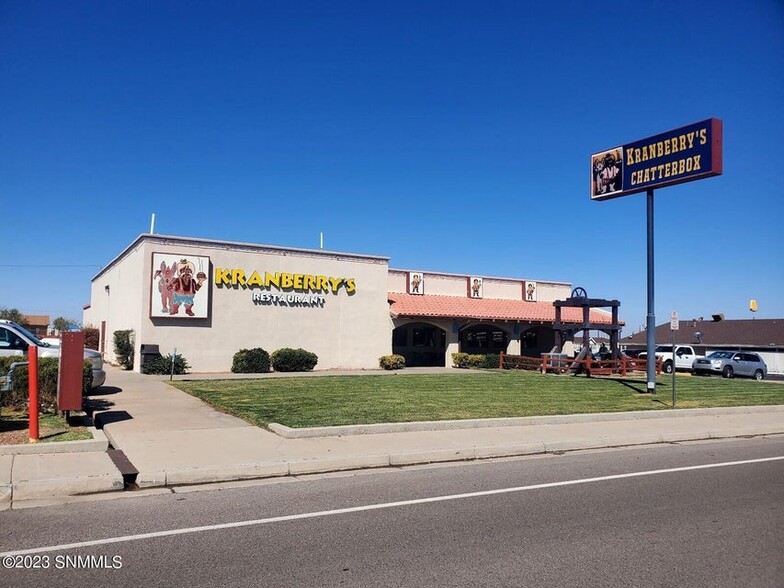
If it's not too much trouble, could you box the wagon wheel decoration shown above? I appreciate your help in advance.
[570,287,588,299]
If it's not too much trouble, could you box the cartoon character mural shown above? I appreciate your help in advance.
[525,281,537,302]
[469,277,483,298]
[154,261,176,313]
[150,253,210,318]
[408,272,424,295]
[591,148,623,197]
[169,259,207,316]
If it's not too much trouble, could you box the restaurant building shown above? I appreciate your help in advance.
[84,234,614,371]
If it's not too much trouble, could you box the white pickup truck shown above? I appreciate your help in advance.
[638,345,703,374]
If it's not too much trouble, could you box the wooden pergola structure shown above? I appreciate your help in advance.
[552,287,622,359]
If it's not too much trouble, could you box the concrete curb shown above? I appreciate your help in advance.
[0,428,109,456]
[268,405,784,439]
[0,455,11,511]
[128,427,783,489]
[12,473,125,502]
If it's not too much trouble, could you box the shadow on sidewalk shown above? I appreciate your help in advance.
[85,386,123,396]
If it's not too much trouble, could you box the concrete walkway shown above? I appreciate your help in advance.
[2,365,783,509]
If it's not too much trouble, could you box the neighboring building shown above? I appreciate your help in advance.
[621,316,784,374]
[22,314,50,338]
[84,234,615,372]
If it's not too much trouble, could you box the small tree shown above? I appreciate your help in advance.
[83,326,100,351]
[0,307,29,327]
[113,330,135,369]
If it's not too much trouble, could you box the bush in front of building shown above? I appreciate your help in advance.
[83,326,100,351]
[379,354,406,370]
[451,353,471,368]
[481,354,501,369]
[271,348,318,372]
[451,353,500,369]
[141,353,190,376]
[0,357,92,410]
[113,329,135,370]
[231,348,271,373]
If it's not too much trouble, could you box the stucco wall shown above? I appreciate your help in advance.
[388,269,572,302]
[88,236,391,372]
[83,242,145,366]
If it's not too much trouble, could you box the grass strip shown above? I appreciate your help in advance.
[171,371,784,429]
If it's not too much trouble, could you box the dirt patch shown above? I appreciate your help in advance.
[0,427,80,445]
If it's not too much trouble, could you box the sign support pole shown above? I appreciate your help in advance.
[646,188,656,393]
[672,321,676,406]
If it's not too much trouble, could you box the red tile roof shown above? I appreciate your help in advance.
[388,293,613,324]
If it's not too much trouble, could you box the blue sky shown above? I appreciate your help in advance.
[2,1,783,334]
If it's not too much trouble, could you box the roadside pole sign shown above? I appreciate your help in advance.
[670,311,679,331]
[590,118,723,395]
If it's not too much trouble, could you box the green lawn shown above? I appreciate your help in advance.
[171,370,784,429]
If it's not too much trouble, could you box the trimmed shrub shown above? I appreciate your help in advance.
[141,353,190,375]
[451,352,470,368]
[481,354,501,369]
[83,327,100,351]
[452,352,500,369]
[271,348,318,372]
[113,330,135,370]
[0,357,92,410]
[231,348,271,374]
[379,354,406,370]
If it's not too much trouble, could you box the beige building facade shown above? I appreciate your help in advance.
[85,234,613,372]
[84,234,392,372]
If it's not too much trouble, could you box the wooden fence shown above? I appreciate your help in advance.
[499,352,662,377]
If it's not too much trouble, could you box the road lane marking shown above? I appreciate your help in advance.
[3,455,783,556]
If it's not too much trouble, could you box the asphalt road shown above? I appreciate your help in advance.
[1,437,782,587]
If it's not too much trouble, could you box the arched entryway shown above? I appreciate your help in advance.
[519,326,556,357]
[392,322,447,367]
[459,324,509,355]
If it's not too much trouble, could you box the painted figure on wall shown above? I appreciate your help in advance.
[154,261,176,313]
[470,278,483,298]
[411,273,421,293]
[526,281,537,302]
[169,259,207,316]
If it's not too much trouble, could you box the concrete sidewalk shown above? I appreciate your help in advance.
[2,365,783,509]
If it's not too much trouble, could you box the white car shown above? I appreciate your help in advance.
[0,320,106,388]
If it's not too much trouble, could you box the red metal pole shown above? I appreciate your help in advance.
[29,345,39,443]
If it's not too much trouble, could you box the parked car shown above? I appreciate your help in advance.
[692,350,767,380]
[639,345,703,374]
[0,320,106,388]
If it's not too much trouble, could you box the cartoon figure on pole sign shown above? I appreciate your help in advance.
[150,253,210,318]
[592,148,624,197]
